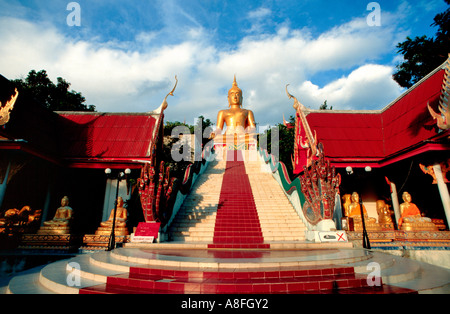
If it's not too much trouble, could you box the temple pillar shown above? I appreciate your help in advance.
[433,164,450,227]
[390,182,401,226]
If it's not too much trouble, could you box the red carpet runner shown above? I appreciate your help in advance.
[208,150,269,249]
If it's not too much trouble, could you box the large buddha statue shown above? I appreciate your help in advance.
[399,192,437,231]
[38,196,73,235]
[213,76,256,142]
[95,197,129,236]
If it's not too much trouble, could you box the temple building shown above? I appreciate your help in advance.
[291,59,450,243]
[0,74,166,247]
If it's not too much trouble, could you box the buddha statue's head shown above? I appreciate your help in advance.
[61,196,69,207]
[351,192,359,203]
[228,75,243,108]
[402,192,412,203]
[376,200,386,211]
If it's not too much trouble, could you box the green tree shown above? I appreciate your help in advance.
[319,100,332,110]
[259,115,296,176]
[393,1,450,88]
[12,70,96,111]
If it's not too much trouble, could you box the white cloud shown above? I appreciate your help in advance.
[248,7,271,20]
[298,64,404,110]
[0,7,407,126]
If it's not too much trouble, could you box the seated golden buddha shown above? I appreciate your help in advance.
[95,197,129,236]
[376,200,395,230]
[211,76,257,146]
[344,192,380,231]
[399,192,437,231]
[37,196,73,235]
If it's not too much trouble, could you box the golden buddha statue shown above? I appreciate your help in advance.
[342,194,352,217]
[95,197,129,236]
[376,200,393,224]
[215,76,256,134]
[212,76,257,149]
[376,199,395,230]
[37,196,73,235]
[399,192,437,231]
[345,192,380,231]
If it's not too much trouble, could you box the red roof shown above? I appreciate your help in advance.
[297,67,449,170]
[57,112,160,168]
[1,74,163,169]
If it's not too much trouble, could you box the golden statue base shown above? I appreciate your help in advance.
[347,230,450,246]
[83,234,130,248]
[213,133,257,150]
[400,222,438,232]
[83,223,130,248]
[20,233,81,250]
[37,226,71,235]
[95,226,129,236]
[342,217,393,232]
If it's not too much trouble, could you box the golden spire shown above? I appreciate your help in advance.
[228,75,242,96]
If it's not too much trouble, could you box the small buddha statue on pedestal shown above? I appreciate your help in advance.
[376,200,395,230]
[95,197,129,236]
[37,196,73,235]
[346,192,380,231]
[399,192,437,231]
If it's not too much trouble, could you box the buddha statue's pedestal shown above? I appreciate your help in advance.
[342,217,383,232]
[213,133,258,151]
[83,225,130,248]
[400,218,438,232]
[21,222,80,249]
[37,225,71,235]
[83,234,130,248]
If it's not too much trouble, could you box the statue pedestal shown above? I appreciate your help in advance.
[20,233,81,250]
[83,224,130,248]
[400,221,438,232]
[37,226,71,235]
[94,226,129,236]
[214,133,257,150]
[83,234,130,248]
[20,223,80,250]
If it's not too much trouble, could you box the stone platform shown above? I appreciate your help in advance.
[4,243,450,294]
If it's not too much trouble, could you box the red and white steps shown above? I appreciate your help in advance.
[10,246,450,294]
[169,150,306,247]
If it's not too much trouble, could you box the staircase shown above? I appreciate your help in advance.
[168,159,225,243]
[169,150,306,247]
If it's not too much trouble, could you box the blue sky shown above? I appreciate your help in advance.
[0,0,448,127]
